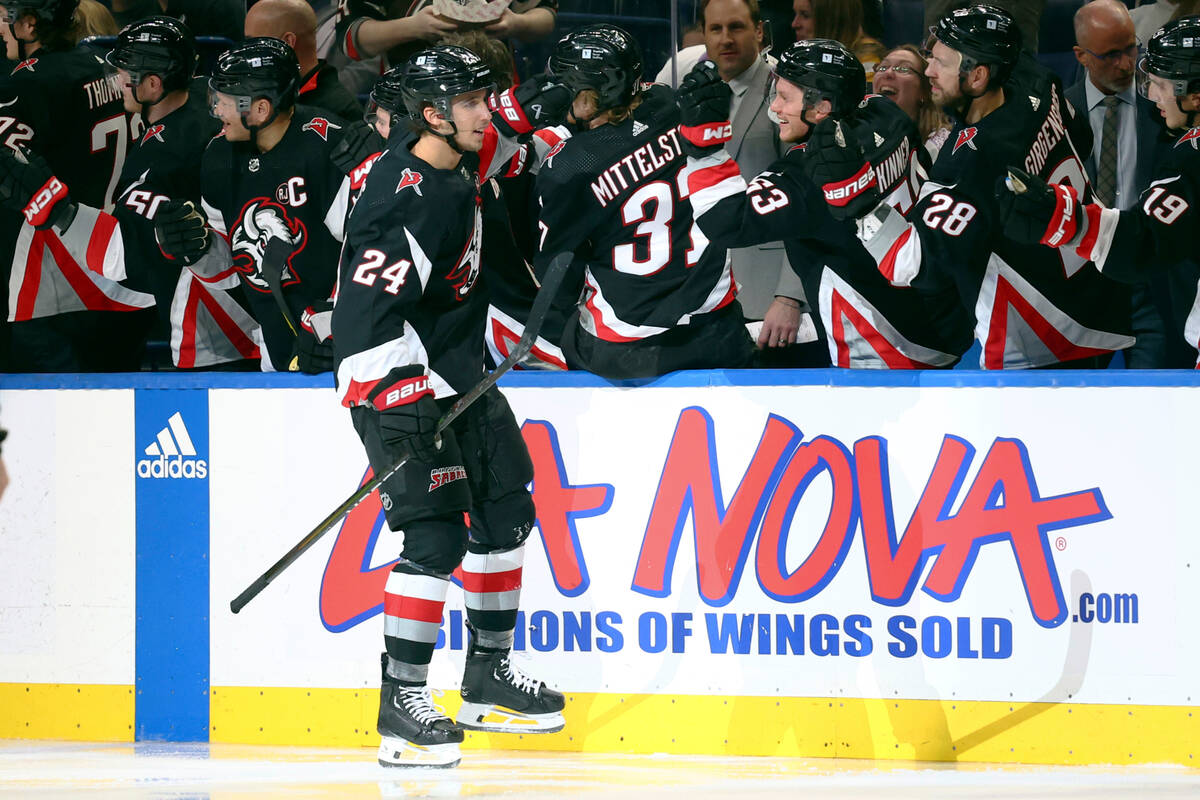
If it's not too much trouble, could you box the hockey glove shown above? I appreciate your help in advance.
[289,301,335,374]
[803,117,880,221]
[331,121,384,179]
[154,199,211,266]
[0,145,75,231]
[367,365,442,463]
[489,73,572,137]
[995,166,1084,248]
[676,61,733,158]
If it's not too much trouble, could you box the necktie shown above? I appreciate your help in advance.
[1095,95,1120,207]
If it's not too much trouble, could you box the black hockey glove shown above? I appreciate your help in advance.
[803,117,880,221]
[995,166,1084,248]
[330,121,384,178]
[367,365,442,463]
[154,199,211,265]
[289,301,335,374]
[0,145,75,231]
[489,73,572,137]
[676,61,732,158]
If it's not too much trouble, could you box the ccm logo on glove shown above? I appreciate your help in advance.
[24,176,67,226]
[372,374,432,410]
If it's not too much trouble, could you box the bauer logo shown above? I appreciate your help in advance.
[136,411,208,480]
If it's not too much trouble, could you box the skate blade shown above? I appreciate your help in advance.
[377,736,461,768]
[456,702,565,733]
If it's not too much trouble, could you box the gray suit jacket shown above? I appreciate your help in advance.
[725,55,806,319]
[1065,78,1159,202]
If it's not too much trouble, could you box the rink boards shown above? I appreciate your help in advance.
[1,370,1197,766]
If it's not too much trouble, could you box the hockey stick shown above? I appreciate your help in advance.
[229,250,573,614]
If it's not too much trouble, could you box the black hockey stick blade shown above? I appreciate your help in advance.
[230,251,573,614]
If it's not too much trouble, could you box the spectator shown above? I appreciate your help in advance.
[700,0,819,364]
[1069,0,1177,366]
[1131,0,1200,45]
[335,0,556,74]
[791,0,814,40]
[873,44,951,159]
[812,0,885,80]
[245,0,363,122]
[110,0,244,43]
[75,0,117,39]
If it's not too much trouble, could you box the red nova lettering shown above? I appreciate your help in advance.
[633,408,1108,628]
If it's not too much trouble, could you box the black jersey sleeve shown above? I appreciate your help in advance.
[333,0,388,61]
[687,147,817,248]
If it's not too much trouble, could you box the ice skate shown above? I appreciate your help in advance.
[377,655,464,768]
[457,642,565,733]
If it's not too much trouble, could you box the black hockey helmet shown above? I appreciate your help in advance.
[369,65,405,114]
[547,23,643,111]
[1138,15,1200,98]
[107,16,196,93]
[773,38,866,115]
[399,45,494,126]
[0,0,78,33]
[209,37,300,115]
[929,4,1021,87]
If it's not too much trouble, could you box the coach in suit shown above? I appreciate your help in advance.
[1068,0,1184,367]
[701,0,821,365]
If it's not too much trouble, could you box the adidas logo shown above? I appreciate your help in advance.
[631,120,649,136]
[136,411,208,479]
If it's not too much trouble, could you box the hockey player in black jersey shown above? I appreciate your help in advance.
[806,4,1134,369]
[682,40,973,367]
[0,0,155,371]
[332,45,564,768]
[538,23,754,378]
[999,16,1200,365]
[107,16,260,369]
[154,37,374,373]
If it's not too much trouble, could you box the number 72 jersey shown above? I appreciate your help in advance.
[0,48,152,322]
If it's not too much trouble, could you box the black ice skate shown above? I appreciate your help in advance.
[377,654,464,768]
[457,642,566,733]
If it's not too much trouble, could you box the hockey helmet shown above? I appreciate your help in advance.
[400,45,494,126]
[547,24,643,110]
[0,0,78,32]
[1138,15,1200,99]
[209,37,300,114]
[773,38,866,115]
[107,16,196,93]
[929,4,1021,87]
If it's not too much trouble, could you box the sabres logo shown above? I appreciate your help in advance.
[1177,127,1200,150]
[301,117,342,141]
[13,58,37,73]
[142,123,165,144]
[395,168,423,195]
[953,126,979,154]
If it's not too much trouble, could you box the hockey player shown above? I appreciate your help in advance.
[998,16,1200,364]
[154,37,372,373]
[806,4,1134,368]
[106,17,261,369]
[537,23,754,378]
[681,41,973,368]
[332,45,565,768]
[0,0,154,371]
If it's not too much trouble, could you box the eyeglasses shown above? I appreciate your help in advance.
[875,63,917,75]
[1082,44,1138,65]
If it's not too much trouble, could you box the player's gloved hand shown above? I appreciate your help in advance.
[289,301,335,374]
[803,116,880,221]
[154,199,210,265]
[367,364,442,463]
[676,61,732,157]
[489,73,572,136]
[331,121,384,178]
[995,165,1083,247]
[0,145,75,231]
